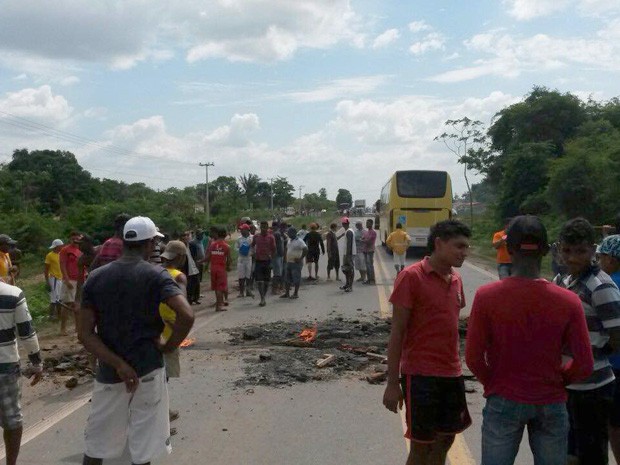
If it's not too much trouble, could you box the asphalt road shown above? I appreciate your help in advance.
[3,218,613,464]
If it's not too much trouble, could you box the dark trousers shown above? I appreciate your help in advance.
[567,382,614,465]
[187,274,201,303]
[364,251,375,281]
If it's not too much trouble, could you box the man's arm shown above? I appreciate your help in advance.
[59,250,73,289]
[14,293,43,385]
[44,262,51,290]
[226,247,232,271]
[175,273,188,295]
[78,304,139,392]
[159,294,194,353]
[492,233,505,250]
[592,283,620,352]
[464,294,491,385]
[383,304,410,413]
[319,236,325,254]
[562,302,594,384]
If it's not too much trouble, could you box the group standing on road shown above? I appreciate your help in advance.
[384,214,620,465]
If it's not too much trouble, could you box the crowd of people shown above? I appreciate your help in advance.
[3,209,620,465]
[383,215,620,465]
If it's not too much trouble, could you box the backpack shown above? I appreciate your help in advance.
[239,240,251,257]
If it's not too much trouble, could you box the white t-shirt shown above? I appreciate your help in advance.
[286,238,308,262]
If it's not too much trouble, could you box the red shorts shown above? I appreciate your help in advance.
[210,267,228,292]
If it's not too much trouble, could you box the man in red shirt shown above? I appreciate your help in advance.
[204,228,231,312]
[59,230,83,335]
[383,220,471,465]
[466,215,593,465]
[251,221,276,307]
[90,214,130,270]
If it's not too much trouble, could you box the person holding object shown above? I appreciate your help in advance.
[492,218,512,279]
[386,223,411,274]
[79,216,194,465]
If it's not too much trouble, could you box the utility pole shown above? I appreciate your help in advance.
[268,178,274,215]
[199,162,214,223]
[298,185,304,216]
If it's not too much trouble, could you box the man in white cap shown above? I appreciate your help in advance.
[79,216,194,465]
[44,239,64,320]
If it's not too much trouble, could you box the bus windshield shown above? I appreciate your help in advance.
[396,171,447,198]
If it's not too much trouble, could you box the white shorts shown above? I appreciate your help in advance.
[393,253,406,267]
[238,257,252,280]
[84,367,172,464]
[60,280,77,304]
[353,254,366,271]
[48,277,62,304]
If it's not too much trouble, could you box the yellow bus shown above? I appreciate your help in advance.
[377,170,453,249]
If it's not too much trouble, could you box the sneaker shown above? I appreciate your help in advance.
[279,294,290,299]
[339,285,348,290]
[344,287,353,293]
[259,301,266,307]
[290,294,299,299]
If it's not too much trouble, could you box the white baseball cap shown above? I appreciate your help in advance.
[123,216,164,242]
[49,239,64,249]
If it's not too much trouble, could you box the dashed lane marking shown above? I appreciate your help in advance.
[374,246,476,465]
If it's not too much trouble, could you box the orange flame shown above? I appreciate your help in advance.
[299,326,317,342]
[180,338,195,348]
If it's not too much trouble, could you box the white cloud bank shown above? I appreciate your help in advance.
[372,29,400,49]
[505,0,620,19]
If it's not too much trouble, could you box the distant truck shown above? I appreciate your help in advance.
[352,199,366,216]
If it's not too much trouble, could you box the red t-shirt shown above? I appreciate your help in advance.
[252,233,276,261]
[59,244,83,281]
[389,257,466,377]
[465,277,593,404]
[207,240,230,270]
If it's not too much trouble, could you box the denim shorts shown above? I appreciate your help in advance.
[285,262,303,286]
[271,256,283,277]
[0,372,22,430]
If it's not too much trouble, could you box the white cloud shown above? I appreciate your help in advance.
[504,0,620,19]
[0,85,73,124]
[59,75,80,86]
[203,113,260,147]
[0,0,365,74]
[408,20,432,33]
[285,75,390,103]
[410,32,446,55]
[504,0,571,20]
[431,30,619,82]
[372,29,400,49]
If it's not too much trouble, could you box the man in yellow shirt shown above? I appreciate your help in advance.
[386,223,411,274]
[0,234,17,285]
[44,239,64,320]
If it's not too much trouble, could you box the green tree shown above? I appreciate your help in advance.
[272,177,295,208]
[435,117,488,228]
[318,188,328,199]
[336,189,352,208]
[498,143,554,218]
[239,173,261,208]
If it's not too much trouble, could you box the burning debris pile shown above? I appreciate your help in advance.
[226,317,392,388]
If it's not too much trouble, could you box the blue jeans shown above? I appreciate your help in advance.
[481,395,568,465]
[364,251,375,281]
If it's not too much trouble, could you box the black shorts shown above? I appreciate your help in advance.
[568,381,614,463]
[400,375,471,443]
[611,370,620,427]
[306,251,320,263]
[254,260,272,282]
[327,255,340,270]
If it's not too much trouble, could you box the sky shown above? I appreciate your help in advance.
[0,0,619,202]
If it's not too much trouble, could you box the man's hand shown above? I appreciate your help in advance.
[63,280,74,290]
[115,360,139,393]
[23,365,43,386]
[383,382,403,413]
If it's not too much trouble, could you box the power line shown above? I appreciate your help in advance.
[0,109,198,167]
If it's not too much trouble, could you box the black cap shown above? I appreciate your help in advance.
[506,215,548,255]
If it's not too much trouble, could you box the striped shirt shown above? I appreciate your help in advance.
[0,282,41,374]
[554,265,620,390]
